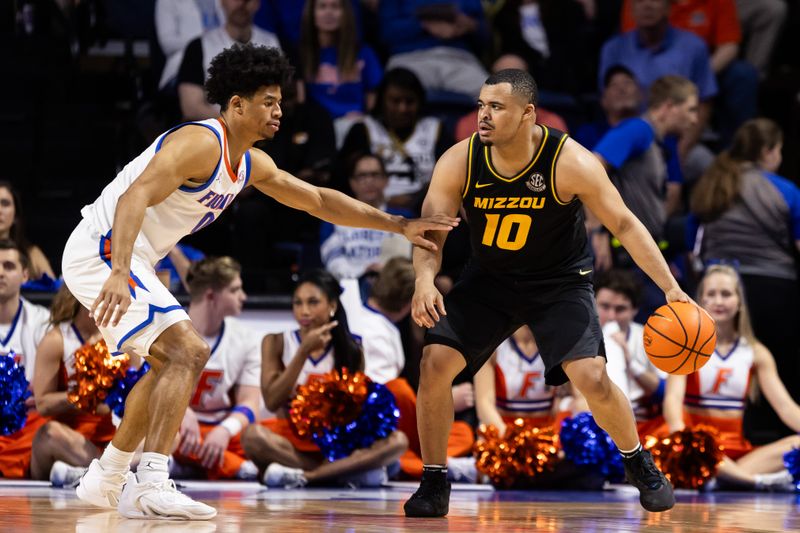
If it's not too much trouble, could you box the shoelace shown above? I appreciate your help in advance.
[634,456,664,490]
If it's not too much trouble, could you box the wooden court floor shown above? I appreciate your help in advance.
[1,480,798,532]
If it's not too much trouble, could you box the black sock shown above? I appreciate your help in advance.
[619,443,643,459]
[422,464,447,481]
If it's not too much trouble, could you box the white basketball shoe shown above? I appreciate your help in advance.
[117,475,217,520]
[75,459,129,509]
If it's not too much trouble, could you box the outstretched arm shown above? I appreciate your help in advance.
[248,148,459,251]
[411,140,469,328]
[557,139,687,303]
[93,127,220,327]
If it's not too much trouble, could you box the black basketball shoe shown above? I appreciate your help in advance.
[623,449,675,512]
[403,475,451,517]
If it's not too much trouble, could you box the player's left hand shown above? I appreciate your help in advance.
[197,426,231,470]
[402,215,460,251]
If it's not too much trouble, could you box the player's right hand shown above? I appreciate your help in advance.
[91,271,132,328]
[412,282,446,328]
[299,321,338,355]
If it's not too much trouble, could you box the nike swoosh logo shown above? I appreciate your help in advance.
[579,269,593,276]
[475,182,494,189]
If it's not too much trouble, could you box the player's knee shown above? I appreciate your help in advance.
[175,336,211,374]
[570,359,611,401]
[419,350,463,383]
[241,424,270,455]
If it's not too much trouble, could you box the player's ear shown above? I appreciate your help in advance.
[229,94,244,114]
[523,103,535,120]
[205,287,216,302]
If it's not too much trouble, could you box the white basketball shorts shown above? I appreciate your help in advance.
[61,218,190,357]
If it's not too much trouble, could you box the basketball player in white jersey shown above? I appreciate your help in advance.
[0,240,51,479]
[61,44,457,520]
[172,257,261,480]
[30,286,115,485]
[664,265,800,491]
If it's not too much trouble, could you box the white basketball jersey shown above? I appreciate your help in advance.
[281,330,334,390]
[363,115,440,197]
[686,337,754,411]
[0,298,50,382]
[80,118,251,265]
[190,318,262,424]
[339,279,404,384]
[494,338,554,413]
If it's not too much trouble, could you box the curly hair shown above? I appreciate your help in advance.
[205,44,294,111]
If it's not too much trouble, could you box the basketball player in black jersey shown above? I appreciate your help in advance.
[404,69,689,517]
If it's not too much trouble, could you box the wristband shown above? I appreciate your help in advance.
[232,405,256,424]
[220,416,244,436]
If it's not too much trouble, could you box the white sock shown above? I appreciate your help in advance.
[619,443,643,458]
[136,452,170,483]
[98,443,134,475]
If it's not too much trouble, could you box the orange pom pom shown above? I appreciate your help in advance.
[289,368,369,439]
[67,341,129,412]
[474,418,560,488]
[645,425,724,489]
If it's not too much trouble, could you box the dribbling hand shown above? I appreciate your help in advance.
[665,287,693,305]
[412,282,446,328]
[402,215,460,251]
[91,271,132,328]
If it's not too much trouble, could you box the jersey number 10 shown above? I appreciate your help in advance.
[481,214,531,251]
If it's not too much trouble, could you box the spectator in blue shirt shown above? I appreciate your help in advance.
[598,0,716,166]
[299,0,383,120]
[574,64,643,151]
[593,76,698,318]
[379,0,489,98]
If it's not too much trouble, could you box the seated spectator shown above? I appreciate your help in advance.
[574,64,642,150]
[241,270,407,487]
[30,286,115,485]
[599,0,716,169]
[155,0,226,91]
[594,269,666,439]
[492,0,599,94]
[663,265,800,491]
[0,240,52,479]
[299,0,382,120]
[379,0,489,98]
[339,68,452,210]
[177,0,281,120]
[320,153,412,280]
[0,181,55,280]
[620,0,758,148]
[454,54,569,142]
[734,0,787,77]
[690,118,800,441]
[172,257,262,480]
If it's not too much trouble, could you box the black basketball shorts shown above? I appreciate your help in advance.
[424,264,606,386]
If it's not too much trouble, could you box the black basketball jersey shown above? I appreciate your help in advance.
[461,125,592,278]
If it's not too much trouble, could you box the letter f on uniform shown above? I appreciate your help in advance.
[710,368,733,394]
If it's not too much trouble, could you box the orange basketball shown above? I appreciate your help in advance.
[643,302,717,375]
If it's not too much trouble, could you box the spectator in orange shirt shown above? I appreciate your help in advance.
[454,54,568,142]
[620,0,758,148]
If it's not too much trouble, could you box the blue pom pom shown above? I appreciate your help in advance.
[104,363,150,418]
[313,382,400,462]
[0,355,32,436]
[783,447,800,492]
[560,412,625,482]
